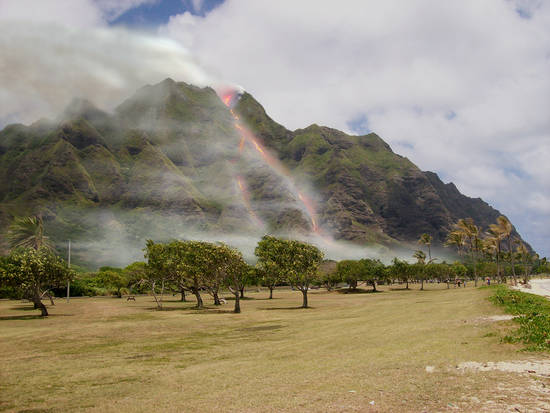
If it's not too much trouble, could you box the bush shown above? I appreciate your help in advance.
[490,285,550,351]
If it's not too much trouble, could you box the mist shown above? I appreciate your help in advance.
[0,21,215,127]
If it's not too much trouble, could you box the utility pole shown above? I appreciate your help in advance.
[66,239,71,303]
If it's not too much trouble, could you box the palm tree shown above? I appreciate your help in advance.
[418,233,433,262]
[455,218,481,286]
[413,250,427,290]
[486,224,505,282]
[7,216,54,251]
[495,216,518,285]
[445,230,466,256]
[516,242,534,284]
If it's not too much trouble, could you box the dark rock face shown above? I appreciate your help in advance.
[233,94,528,248]
[0,79,530,263]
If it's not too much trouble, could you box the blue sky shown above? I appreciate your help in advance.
[111,0,225,27]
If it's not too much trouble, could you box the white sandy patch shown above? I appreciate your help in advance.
[472,315,517,322]
[512,278,550,298]
[457,360,550,376]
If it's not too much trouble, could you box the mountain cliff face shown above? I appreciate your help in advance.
[0,79,528,265]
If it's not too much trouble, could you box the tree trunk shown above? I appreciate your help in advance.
[372,281,377,292]
[233,292,241,313]
[301,289,308,308]
[41,290,55,305]
[180,288,186,302]
[193,288,203,308]
[472,250,478,287]
[269,286,274,299]
[213,291,221,305]
[240,287,245,299]
[420,279,424,291]
[33,289,48,317]
[406,280,409,290]
[151,281,162,310]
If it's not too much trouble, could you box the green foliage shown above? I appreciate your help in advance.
[318,260,340,291]
[490,285,550,351]
[389,258,413,286]
[7,216,54,252]
[337,260,362,289]
[98,270,128,298]
[255,236,323,307]
[0,247,74,315]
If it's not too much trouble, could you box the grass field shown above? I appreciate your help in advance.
[1,284,549,412]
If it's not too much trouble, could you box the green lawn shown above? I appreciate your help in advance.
[1,284,548,412]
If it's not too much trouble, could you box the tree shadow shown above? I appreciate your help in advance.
[262,306,313,310]
[9,305,39,311]
[0,313,71,321]
[335,288,373,294]
[0,315,43,321]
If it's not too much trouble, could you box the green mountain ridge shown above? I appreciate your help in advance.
[0,79,530,266]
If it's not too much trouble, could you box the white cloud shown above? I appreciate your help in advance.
[160,0,550,256]
[0,21,215,125]
[0,0,104,27]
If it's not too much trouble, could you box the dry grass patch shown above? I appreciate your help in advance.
[1,284,549,412]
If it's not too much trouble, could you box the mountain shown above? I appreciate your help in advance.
[0,79,530,266]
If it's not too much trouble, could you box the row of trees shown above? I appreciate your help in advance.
[444,215,541,286]
[1,215,547,317]
[143,235,325,312]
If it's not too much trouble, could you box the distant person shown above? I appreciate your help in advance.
[486,277,491,286]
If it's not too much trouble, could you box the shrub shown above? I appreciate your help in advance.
[490,285,550,351]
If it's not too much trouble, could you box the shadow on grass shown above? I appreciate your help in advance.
[0,313,72,321]
[147,305,236,314]
[262,306,313,311]
[10,305,41,311]
[335,288,380,294]
[0,315,43,321]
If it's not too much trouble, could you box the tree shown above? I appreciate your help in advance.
[318,260,340,291]
[495,216,518,285]
[445,230,466,257]
[123,261,149,295]
[255,236,323,308]
[413,250,427,290]
[516,242,534,284]
[390,258,412,289]
[98,269,128,298]
[452,218,482,286]
[144,240,177,310]
[359,258,386,292]
[1,248,73,316]
[220,245,248,313]
[256,260,282,298]
[418,233,433,262]
[7,216,54,252]
[486,223,506,282]
[337,260,362,291]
